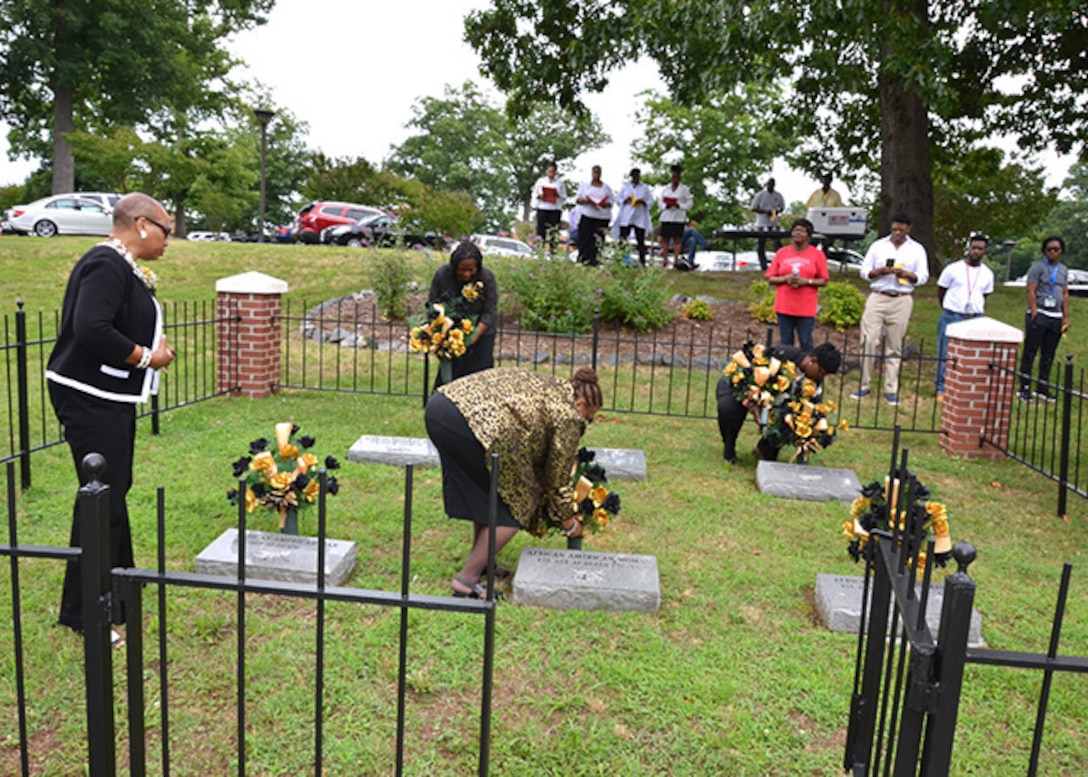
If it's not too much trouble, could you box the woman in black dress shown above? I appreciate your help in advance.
[424,367,603,597]
[426,240,498,388]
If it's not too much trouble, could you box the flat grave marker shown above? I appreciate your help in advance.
[195,529,357,587]
[756,460,862,502]
[512,547,660,613]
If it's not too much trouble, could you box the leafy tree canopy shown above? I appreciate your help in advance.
[631,84,793,229]
[385,81,608,229]
[466,0,1088,266]
[0,0,272,192]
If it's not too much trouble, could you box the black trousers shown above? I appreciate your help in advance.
[49,382,136,630]
[577,217,609,266]
[618,224,647,265]
[1019,313,1063,393]
[716,376,781,461]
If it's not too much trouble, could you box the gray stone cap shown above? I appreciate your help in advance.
[216,271,290,295]
[945,315,1023,345]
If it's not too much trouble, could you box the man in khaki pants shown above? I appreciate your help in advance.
[851,214,929,406]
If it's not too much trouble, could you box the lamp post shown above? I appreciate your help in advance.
[253,108,276,244]
[1002,239,1017,282]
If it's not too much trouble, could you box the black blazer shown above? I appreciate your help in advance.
[46,244,162,403]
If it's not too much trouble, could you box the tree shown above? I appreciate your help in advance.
[1037,162,1088,271]
[386,81,607,229]
[930,146,1057,262]
[0,0,271,193]
[630,86,793,229]
[465,0,1088,270]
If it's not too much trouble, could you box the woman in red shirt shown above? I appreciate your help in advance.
[765,218,829,351]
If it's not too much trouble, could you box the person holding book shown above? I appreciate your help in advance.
[574,165,614,266]
[657,163,693,268]
[612,168,654,266]
[532,161,566,253]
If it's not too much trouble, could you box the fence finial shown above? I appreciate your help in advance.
[952,541,976,574]
[80,452,107,483]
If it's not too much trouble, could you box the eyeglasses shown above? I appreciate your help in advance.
[1045,245,1063,253]
[141,215,171,239]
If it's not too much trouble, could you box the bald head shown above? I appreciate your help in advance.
[113,193,168,228]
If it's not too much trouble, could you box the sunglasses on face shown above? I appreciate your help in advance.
[141,215,171,238]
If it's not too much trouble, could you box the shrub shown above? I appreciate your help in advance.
[817,281,866,331]
[682,298,713,321]
[747,279,777,324]
[367,250,415,320]
[502,255,602,333]
[597,250,675,332]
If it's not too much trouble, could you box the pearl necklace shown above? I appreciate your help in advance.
[102,237,158,292]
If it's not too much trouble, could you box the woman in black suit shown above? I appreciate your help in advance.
[46,193,176,635]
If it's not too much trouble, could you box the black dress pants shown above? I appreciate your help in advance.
[49,381,136,630]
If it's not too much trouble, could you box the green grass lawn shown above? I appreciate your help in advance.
[0,237,1086,775]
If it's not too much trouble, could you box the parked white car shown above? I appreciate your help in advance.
[470,234,536,259]
[4,194,114,237]
[692,251,762,272]
[187,231,232,242]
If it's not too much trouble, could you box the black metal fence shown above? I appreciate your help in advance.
[0,300,237,489]
[280,297,944,431]
[982,350,1086,516]
[845,431,1088,775]
[2,454,498,776]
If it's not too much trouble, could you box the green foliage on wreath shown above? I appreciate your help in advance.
[746,279,777,324]
[817,281,866,331]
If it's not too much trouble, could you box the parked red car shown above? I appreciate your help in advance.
[294,201,383,243]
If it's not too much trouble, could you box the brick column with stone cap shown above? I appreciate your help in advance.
[216,271,289,399]
[940,316,1023,458]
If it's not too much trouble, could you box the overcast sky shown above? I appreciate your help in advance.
[2,0,1075,213]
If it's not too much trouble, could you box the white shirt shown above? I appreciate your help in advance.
[938,260,994,315]
[750,189,785,228]
[658,183,693,224]
[612,181,653,233]
[861,234,929,293]
[532,175,566,212]
[575,181,614,220]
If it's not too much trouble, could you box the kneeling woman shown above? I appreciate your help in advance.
[425,367,603,597]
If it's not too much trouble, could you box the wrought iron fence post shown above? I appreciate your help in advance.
[78,452,116,777]
[591,311,600,372]
[150,393,160,436]
[15,301,31,490]
[1057,354,1073,518]
[918,542,976,776]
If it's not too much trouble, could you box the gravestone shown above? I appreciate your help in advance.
[347,435,439,468]
[756,460,862,502]
[195,529,357,587]
[346,435,647,482]
[814,573,984,647]
[591,448,647,482]
[512,547,660,613]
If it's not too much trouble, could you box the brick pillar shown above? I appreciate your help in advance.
[216,271,289,399]
[940,317,1023,458]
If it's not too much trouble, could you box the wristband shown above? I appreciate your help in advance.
[136,346,153,370]
[565,518,581,537]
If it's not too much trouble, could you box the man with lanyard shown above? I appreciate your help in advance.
[851,213,929,406]
[934,234,995,402]
[1019,236,1071,402]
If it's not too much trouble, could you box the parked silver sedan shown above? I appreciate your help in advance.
[5,194,114,237]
